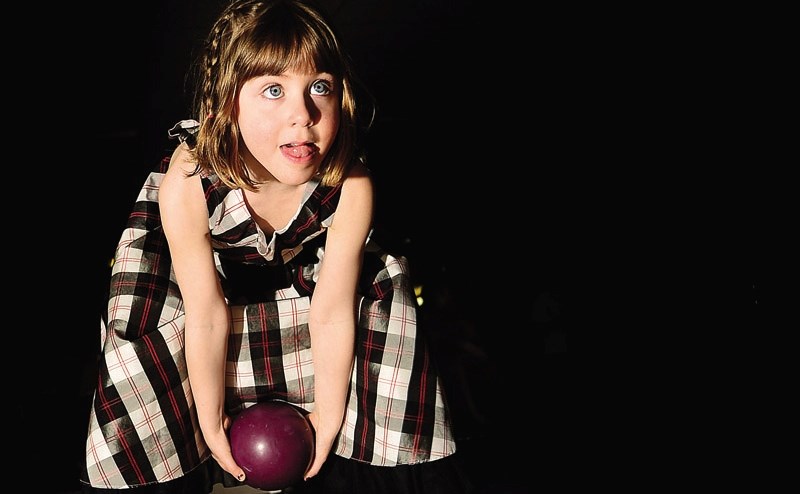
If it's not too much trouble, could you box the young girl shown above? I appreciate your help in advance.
[81,1,473,493]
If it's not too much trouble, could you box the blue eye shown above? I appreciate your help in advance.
[264,85,283,99]
[310,80,332,96]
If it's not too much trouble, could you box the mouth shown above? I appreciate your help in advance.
[281,142,318,159]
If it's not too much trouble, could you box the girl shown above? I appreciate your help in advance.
[81,1,473,493]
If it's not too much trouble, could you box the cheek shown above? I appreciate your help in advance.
[238,102,262,128]
[321,108,341,135]
[326,114,340,134]
[238,120,277,156]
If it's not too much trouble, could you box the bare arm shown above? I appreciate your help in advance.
[304,162,374,479]
[159,144,245,481]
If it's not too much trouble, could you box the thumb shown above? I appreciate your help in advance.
[207,425,246,483]
[214,452,247,483]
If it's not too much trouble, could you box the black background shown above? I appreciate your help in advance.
[17,1,780,492]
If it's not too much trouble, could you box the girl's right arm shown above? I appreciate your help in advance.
[159,144,247,482]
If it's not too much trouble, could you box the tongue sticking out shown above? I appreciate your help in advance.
[286,144,313,158]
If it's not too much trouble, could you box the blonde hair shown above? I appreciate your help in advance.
[188,0,370,190]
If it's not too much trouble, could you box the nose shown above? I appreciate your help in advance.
[289,94,315,127]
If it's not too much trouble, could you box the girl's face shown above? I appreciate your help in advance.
[237,70,341,186]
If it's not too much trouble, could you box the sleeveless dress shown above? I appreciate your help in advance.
[81,130,459,491]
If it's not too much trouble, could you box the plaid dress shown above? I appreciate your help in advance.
[81,155,457,489]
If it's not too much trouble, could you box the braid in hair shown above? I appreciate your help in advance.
[192,0,265,189]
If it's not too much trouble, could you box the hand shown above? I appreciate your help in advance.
[303,411,340,480]
[204,414,247,483]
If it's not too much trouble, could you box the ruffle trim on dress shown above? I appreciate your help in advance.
[168,119,200,148]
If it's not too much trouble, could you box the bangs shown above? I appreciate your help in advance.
[238,8,343,77]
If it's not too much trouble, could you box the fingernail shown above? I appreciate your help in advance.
[237,473,245,481]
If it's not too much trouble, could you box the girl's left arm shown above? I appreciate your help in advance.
[303,162,373,479]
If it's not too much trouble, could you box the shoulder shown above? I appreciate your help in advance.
[339,160,373,201]
[330,161,373,231]
[166,143,197,175]
[160,143,204,204]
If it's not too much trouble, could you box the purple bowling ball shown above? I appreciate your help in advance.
[229,401,315,490]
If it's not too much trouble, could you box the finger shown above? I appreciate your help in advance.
[304,456,324,480]
[214,452,246,482]
[304,437,330,480]
[207,429,246,482]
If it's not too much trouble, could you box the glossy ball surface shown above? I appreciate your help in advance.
[229,401,315,490]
